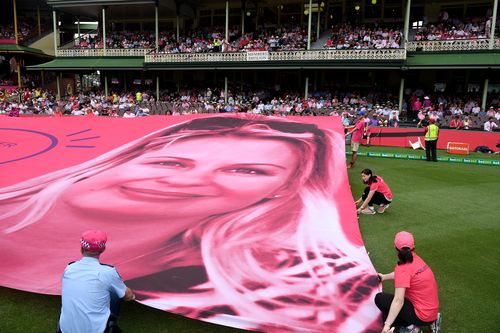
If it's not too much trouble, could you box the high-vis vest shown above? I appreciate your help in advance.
[425,124,439,141]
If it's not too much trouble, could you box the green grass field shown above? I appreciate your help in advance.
[1,150,499,333]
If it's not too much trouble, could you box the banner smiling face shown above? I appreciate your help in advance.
[0,115,381,332]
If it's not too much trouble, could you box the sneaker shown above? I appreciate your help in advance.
[430,312,442,333]
[377,204,390,214]
[399,325,421,333]
[361,207,376,215]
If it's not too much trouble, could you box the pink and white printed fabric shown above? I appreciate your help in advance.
[0,115,381,332]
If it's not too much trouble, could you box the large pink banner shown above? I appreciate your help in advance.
[0,115,381,332]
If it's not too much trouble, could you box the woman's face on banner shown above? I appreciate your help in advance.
[61,135,300,221]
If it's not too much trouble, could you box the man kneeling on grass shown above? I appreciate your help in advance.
[58,230,135,333]
[355,168,393,215]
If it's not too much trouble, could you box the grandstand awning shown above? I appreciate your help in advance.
[406,52,500,69]
[26,57,144,71]
[0,44,51,58]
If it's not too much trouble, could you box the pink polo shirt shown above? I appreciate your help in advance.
[369,176,393,201]
[351,119,365,143]
[394,253,439,322]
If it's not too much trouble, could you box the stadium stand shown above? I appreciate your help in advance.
[0,0,498,133]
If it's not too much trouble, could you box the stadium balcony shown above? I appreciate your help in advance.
[407,38,500,52]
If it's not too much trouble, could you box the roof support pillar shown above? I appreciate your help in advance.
[225,1,229,42]
[403,0,411,46]
[13,0,19,44]
[104,75,108,97]
[304,76,309,100]
[155,2,159,50]
[102,7,107,55]
[56,73,61,100]
[399,77,405,113]
[52,10,58,55]
[156,76,160,101]
[224,76,228,104]
[481,78,489,112]
[307,0,312,50]
[241,0,246,37]
[37,5,41,36]
[489,0,498,49]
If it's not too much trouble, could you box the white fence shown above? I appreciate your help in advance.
[56,48,150,57]
[144,48,407,63]
[407,39,500,52]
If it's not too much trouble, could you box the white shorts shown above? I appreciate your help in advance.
[351,141,360,152]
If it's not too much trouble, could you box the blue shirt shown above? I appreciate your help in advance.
[59,257,126,333]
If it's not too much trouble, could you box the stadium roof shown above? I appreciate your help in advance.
[45,0,197,20]
[27,57,143,70]
[0,44,52,58]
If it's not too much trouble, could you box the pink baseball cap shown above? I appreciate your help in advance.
[80,230,107,253]
[394,231,414,250]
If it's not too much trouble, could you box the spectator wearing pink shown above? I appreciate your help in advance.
[486,106,496,118]
[422,96,432,108]
[411,98,422,120]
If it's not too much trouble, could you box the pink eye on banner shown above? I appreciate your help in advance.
[0,115,381,333]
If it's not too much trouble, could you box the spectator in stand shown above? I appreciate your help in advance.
[411,98,422,120]
[389,112,399,127]
[324,23,402,50]
[449,115,463,129]
[483,117,498,132]
[122,108,136,118]
[414,11,492,41]
[422,96,431,108]
[463,116,471,130]
[486,106,496,118]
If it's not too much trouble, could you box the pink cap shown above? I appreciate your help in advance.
[394,231,414,250]
[80,230,107,253]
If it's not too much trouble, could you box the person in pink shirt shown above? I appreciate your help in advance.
[375,231,441,333]
[355,168,393,215]
[346,111,366,168]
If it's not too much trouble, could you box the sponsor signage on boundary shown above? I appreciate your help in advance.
[447,142,470,155]
[246,51,269,61]
[346,151,499,166]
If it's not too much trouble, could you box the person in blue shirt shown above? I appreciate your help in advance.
[58,230,135,333]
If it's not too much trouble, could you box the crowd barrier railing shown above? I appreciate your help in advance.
[56,48,150,57]
[144,48,407,63]
[407,38,500,52]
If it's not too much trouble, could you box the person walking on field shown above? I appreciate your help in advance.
[346,111,366,168]
[424,118,439,162]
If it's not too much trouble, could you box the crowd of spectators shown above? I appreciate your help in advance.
[2,86,498,131]
[74,25,309,52]
[404,88,500,130]
[413,10,497,41]
[0,21,48,43]
[324,23,403,49]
